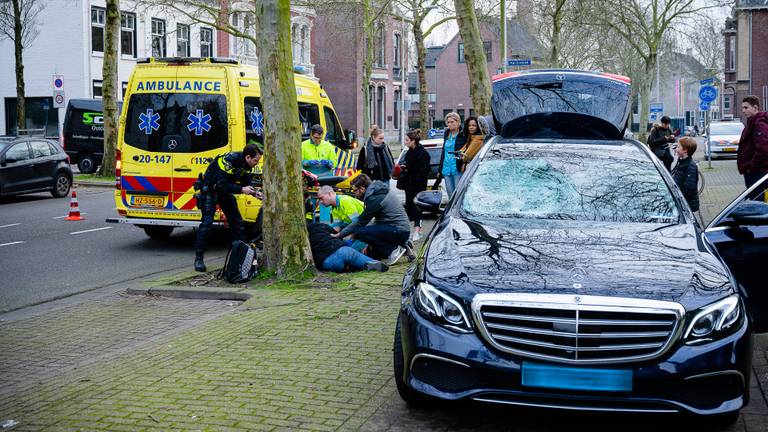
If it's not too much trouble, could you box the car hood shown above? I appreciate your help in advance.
[423,217,732,310]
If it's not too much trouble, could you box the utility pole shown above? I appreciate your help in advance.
[400,14,407,146]
[501,0,507,73]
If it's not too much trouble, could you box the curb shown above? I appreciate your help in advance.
[73,180,114,189]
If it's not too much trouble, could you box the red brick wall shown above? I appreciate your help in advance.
[750,11,768,106]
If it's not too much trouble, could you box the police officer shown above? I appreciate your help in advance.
[194,143,263,272]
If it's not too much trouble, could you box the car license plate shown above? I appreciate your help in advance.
[131,195,165,207]
[724,147,737,152]
[521,362,632,392]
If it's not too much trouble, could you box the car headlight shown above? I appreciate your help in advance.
[684,295,742,344]
[414,282,472,333]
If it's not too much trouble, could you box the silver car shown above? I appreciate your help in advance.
[705,121,744,158]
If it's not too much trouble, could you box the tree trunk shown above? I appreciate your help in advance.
[12,0,25,133]
[253,0,314,277]
[638,54,656,143]
[361,0,374,133]
[414,19,428,130]
[549,0,566,68]
[453,0,491,115]
[98,0,119,178]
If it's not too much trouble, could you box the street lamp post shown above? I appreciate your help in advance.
[400,14,407,147]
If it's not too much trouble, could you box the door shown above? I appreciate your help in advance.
[29,140,57,189]
[0,142,33,194]
[705,175,768,332]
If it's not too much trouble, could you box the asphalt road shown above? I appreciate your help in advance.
[0,186,229,312]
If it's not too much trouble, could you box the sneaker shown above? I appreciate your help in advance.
[405,240,417,261]
[386,246,406,265]
[364,261,389,272]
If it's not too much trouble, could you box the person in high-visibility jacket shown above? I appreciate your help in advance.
[317,185,364,231]
[301,124,337,176]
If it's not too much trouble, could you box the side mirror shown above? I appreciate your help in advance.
[414,190,443,214]
[0,155,5,167]
[730,200,768,226]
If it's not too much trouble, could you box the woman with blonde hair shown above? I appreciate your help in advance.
[437,112,466,195]
[356,124,395,181]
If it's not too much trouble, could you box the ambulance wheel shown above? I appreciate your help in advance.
[143,226,174,239]
[77,154,97,174]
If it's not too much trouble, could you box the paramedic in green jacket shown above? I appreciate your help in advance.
[317,185,364,231]
[301,124,337,176]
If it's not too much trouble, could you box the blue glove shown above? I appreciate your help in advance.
[303,160,320,167]
[321,160,333,169]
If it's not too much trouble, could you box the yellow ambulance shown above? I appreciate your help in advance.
[106,57,357,239]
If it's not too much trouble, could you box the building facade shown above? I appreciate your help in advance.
[312,7,409,141]
[0,1,315,137]
[722,0,768,121]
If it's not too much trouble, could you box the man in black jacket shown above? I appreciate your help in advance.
[307,222,388,272]
[672,137,700,212]
[194,144,263,272]
[647,116,676,171]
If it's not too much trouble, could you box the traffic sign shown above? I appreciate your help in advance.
[506,58,531,67]
[700,77,714,86]
[53,90,65,108]
[650,113,658,121]
[699,86,718,103]
[649,102,664,113]
[53,74,64,90]
[427,129,436,138]
[699,101,710,111]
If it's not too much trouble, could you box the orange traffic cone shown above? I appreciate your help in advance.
[64,190,85,221]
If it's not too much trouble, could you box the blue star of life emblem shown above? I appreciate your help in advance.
[187,109,212,136]
[250,107,264,136]
[138,109,160,135]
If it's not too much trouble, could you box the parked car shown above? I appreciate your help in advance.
[705,121,744,159]
[391,138,443,181]
[62,98,122,173]
[0,137,73,198]
[394,69,767,425]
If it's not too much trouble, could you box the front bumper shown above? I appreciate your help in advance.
[706,142,739,156]
[398,304,753,416]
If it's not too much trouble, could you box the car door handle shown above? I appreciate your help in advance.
[174,167,192,172]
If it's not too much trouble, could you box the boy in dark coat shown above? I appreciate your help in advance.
[672,137,700,212]
[307,222,388,273]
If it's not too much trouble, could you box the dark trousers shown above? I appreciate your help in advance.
[353,225,409,258]
[404,188,424,228]
[194,192,244,256]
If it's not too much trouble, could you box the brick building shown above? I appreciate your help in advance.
[411,18,544,129]
[722,0,768,121]
[312,7,409,141]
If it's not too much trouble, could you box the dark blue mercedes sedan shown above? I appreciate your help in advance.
[394,70,768,425]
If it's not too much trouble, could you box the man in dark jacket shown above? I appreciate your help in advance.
[672,137,700,212]
[307,222,387,272]
[194,144,263,272]
[737,96,768,189]
[647,116,676,171]
[336,174,414,264]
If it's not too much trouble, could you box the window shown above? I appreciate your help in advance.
[393,33,401,68]
[323,106,342,145]
[31,141,53,158]
[298,103,320,139]
[200,27,213,57]
[443,109,452,119]
[151,18,166,58]
[377,86,385,127]
[374,27,385,67]
[93,80,103,98]
[393,89,400,129]
[5,143,30,163]
[724,96,731,110]
[125,93,228,152]
[3,97,58,136]
[122,82,128,99]
[121,12,135,57]
[729,36,735,70]
[177,24,190,57]
[243,14,255,57]
[368,85,375,126]
[91,7,105,53]
[483,41,492,61]
[458,42,464,63]
[457,109,465,121]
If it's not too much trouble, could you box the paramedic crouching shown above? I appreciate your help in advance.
[194,143,263,272]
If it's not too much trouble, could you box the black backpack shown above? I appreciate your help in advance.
[218,240,259,283]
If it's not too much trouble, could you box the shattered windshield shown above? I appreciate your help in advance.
[460,146,679,223]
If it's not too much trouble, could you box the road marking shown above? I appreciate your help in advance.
[70,226,112,235]
[53,213,88,219]
[0,223,21,229]
[0,241,24,247]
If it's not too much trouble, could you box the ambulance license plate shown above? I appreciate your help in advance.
[131,195,165,207]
